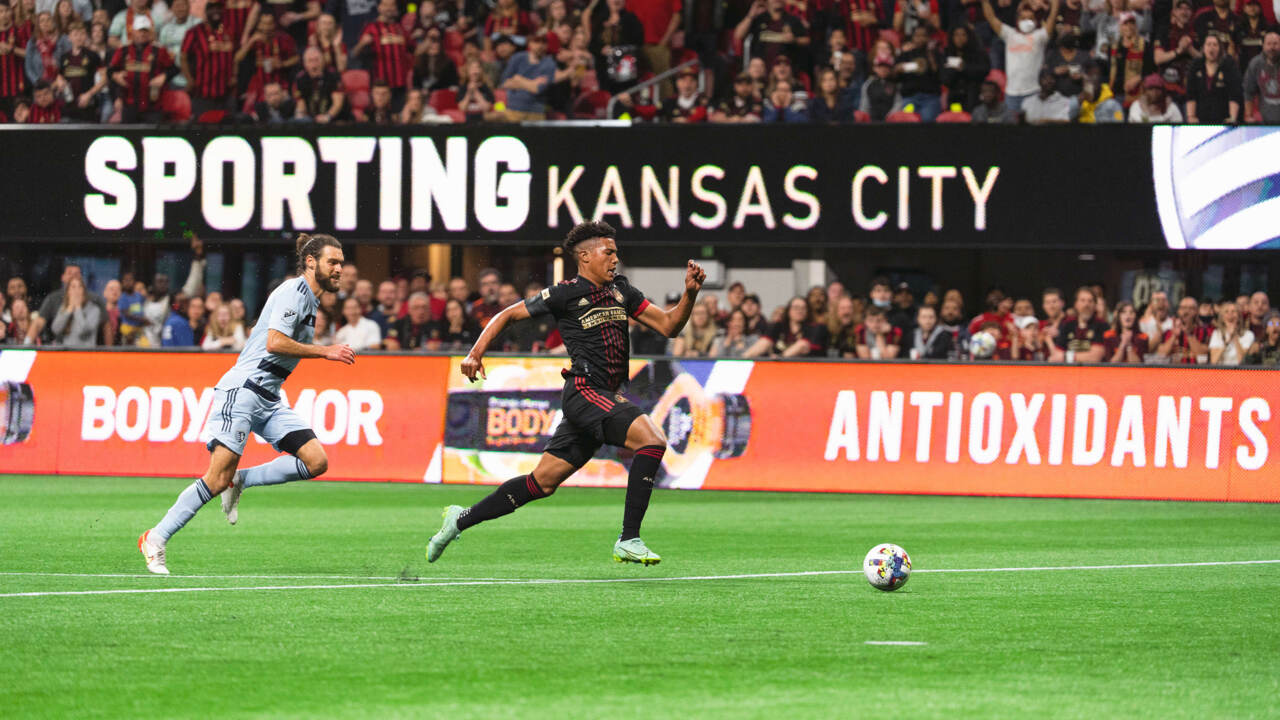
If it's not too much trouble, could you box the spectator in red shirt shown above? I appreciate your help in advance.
[235,12,298,97]
[1156,295,1210,364]
[224,0,259,49]
[854,305,903,359]
[1051,286,1108,363]
[181,0,236,117]
[352,0,410,110]
[967,287,1014,345]
[109,15,174,122]
[661,64,708,121]
[1012,315,1049,360]
[1103,301,1148,363]
[745,295,829,357]
[834,0,883,56]
[26,78,59,120]
[628,0,681,92]
[735,0,810,68]
[470,268,502,325]
[0,2,27,114]
[308,13,347,73]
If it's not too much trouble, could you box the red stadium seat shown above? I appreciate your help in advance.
[574,90,611,119]
[853,110,870,123]
[442,108,465,122]
[886,111,921,122]
[342,69,371,95]
[348,90,371,115]
[444,30,464,54]
[936,111,971,123]
[878,29,901,49]
[196,109,227,124]
[429,88,457,111]
[160,89,192,122]
[492,88,508,105]
[985,69,1006,93]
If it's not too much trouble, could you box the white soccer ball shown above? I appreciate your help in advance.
[969,331,997,359]
[863,543,912,592]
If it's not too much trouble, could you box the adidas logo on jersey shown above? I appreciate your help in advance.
[578,298,589,306]
[284,309,296,318]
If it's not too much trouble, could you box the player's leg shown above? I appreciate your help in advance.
[222,405,323,524]
[611,411,668,565]
[427,427,592,563]
[139,442,242,575]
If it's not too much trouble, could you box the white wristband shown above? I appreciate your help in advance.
[1066,350,1075,363]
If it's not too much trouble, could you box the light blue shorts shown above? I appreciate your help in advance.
[206,383,312,456]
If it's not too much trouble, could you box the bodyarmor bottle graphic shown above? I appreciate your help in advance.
[1,381,35,445]
[443,360,752,484]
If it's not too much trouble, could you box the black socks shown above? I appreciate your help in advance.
[621,446,665,541]
[456,474,546,532]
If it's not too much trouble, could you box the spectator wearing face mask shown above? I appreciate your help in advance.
[980,0,1058,114]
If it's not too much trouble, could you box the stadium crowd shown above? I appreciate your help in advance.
[0,0,1276,124]
[5,253,1279,365]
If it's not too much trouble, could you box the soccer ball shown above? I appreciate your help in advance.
[969,331,997,359]
[863,543,912,592]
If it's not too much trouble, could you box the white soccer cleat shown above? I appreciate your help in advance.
[221,471,244,525]
[137,529,169,575]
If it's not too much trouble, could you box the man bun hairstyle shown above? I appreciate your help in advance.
[295,233,342,273]
[562,220,616,254]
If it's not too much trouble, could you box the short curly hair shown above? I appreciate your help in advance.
[562,221,616,254]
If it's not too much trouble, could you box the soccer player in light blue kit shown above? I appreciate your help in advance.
[138,234,356,575]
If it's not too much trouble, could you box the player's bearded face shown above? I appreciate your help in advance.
[314,249,344,293]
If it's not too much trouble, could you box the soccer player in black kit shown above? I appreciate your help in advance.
[427,221,706,565]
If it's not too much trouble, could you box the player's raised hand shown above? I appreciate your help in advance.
[461,354,487,383]
[685,261,707,293]
[324,344,356,365]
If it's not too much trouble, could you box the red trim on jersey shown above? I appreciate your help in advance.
[574,376,615,411]
[631,298,651,319]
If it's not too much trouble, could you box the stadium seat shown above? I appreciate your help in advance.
[936,111,971,123]
[986,69,1007,93]
[429,88,458,111]
[574,90,611,119]
[886,111,921,122]
[160,89,191,122]
[342,69,371,95]
[443,108,465,122]
[878,29,901,49]
[492,88,507,105]
[444,30,464,54]
[196,109,227,124]
[348,90,371,115]
[853,110,870,123]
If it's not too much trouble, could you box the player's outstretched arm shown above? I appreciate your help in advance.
[461,302,531,381]
[266,329,355,364]
[636,261,706,338]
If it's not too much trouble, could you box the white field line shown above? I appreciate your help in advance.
[0,572,506,581]
[1,559,1278,599]
[865,641,928,646]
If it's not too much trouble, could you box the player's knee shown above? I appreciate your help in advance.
[305,453,328,478]
[534,475,557,496]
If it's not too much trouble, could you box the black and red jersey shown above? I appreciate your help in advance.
[182,22,235,98]
[524,275,650,391]
[59,48,102,97]
[360,20,410,88]
[834,0,881,55]
[246,30,297,90]
[0,25,25,98]
[109,42,175,111]
[223,0,259,44]
[27,101,60,123]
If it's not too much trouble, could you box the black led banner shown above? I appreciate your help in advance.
[0,125,1165,247]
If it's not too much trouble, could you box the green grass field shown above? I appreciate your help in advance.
[2,474,1279,719]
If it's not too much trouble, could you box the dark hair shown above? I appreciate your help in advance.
[295,233,341,272]
[562,220,616,254]
[1112,301,1137,333]
[870,276,891,292]
[477,267,501,283]
[1042,286,1062,300]
[865,305,887,319]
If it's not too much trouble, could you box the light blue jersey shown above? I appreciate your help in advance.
[205,277,318,456]
[216,277,318,397]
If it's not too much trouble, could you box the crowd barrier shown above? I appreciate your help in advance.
[2,349,1277,502]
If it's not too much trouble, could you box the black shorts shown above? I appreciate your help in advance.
[544,375,644,469]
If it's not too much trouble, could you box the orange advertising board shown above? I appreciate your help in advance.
[0,350,449,482]
[2,350,1277,502]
